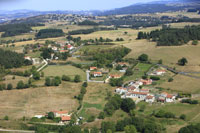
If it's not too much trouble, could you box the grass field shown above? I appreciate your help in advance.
[0,82,81,120]
[43,65,86,80]
[79,83,115,121]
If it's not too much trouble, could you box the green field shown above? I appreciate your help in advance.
[43,65,86,80]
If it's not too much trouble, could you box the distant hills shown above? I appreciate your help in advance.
[0,0,200,23]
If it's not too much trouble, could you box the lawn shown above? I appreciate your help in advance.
[43,65,86,80]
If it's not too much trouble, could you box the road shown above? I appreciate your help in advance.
[0,129,35,133]
[158,64,200,79]
[30,59,48,78]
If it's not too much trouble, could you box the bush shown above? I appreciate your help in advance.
[7,83,13,90]
[74,75,81,83]
[138,54,148,62]
[168,78,174,82]
[181,99,199,104]
[87,115,95,122]
[62,75,71,81]
[4,115,9,120]
[180,114,186,120]
[150,76,160,80]
[98,112,105,119]
[82,82,88,87]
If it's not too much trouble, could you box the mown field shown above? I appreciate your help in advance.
[43,65,86,80]
[0,82,81,119]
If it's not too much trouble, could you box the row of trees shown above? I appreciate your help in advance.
[36,29,65,39]
[137,25,200,46]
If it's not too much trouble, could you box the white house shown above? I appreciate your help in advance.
[145,95,155,103]
[92,72,102,77]
[34,115,44,119]
[115,87,128,95]
[52,111,69,117]
[155,70,166,75]
[126,92,148,100]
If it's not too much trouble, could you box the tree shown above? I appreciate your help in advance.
[41,48,53,59]
[98,112,105,119]
[62,75,71,81]
[192,40,198,45]
[125,68,133,76]
[17,80,24,89]
[178,57,188,66]
[45,77,51,86]
[116,65,122,70]
[82,82,88,87]
[124,125,137,133]
[4,115,9,120]
[33,72,40,80]
[121,98,136,113]
[180,114,186,120]
[47,112,54,120]
[7,83,13,90]
[101,121,116,133]
[74,75,81,83]
[138,54,148,62]
[90,127,99,133]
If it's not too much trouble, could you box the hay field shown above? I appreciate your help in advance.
[43,65,86,80]
[0,82,81,119]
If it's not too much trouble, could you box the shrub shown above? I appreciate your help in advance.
[87,115,95,122]
[180,114,186,120]
[150,76,160,80]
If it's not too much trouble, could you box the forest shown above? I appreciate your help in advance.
[35,29,65,39]
[137,25,200,46]
[68,27,116,35]
[0,49,26,69]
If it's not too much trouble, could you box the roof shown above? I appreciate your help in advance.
[52,111,68,114]
[166,94,173,99]
[127,86,136,90]
[90,67,97,69]
[61,116,71,121]
[157,70,166,72]
[140,89,149,92]
[67,45,72,48]
[93,72,102,75]
[131,91,148,95]
[118,87,127,90]
[146,95,154,99]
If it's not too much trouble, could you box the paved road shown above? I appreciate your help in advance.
[0,129,35,133]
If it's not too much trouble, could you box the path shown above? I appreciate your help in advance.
[0,129,35,133]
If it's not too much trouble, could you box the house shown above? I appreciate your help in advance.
[140,79,153,85]
[126,91,148,100]
[145,95,155,103]
[52,46,58,51]
[34,115,44,119]
[59,50,68,53]
[24,56,32,61]
[92,72,102,77]
[140,89,150,93]
[61,116,71,122]
[161,92,176,103]
[52,111,69,117]
[90,67,97,71]
[115,87,128,94]
[117,62,128,67]
[155,70,166,75]
[109,74,121,79]
[67,44,74,50]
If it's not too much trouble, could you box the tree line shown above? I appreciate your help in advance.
[35,29,65,39]
[137,25,200,46]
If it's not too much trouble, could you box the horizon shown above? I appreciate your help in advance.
[0,0,168,11]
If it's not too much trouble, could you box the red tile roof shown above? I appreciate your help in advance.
[61,116,71,121]
[52,111,68,114]
[146,95,154,99]
[131,91,148,95]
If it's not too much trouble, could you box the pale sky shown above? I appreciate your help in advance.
[0,0,160,11]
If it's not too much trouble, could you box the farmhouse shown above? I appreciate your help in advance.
[90,67,97,71]
[126,91,148,100]
[67,44,74,50]
[161,92,176,103]
[155,70,166,75]
[52,110,69,117]
[109,74,121,79]
[92,72,102,77]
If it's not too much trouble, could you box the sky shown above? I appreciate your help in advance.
[0,0,157,11]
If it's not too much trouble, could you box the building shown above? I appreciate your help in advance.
[24,56,32,61]
[126,91,148,100]
[140,79,153,85]
[90,67,97,71]
[117,62,128,67]
[52,111,69,117]
[140,89,150,93]
[145,95,155,103]
[109,74,121,79]
[61,116,71,122]
[155,70,166,75]
[34,115,44,119]
[92,72,102,77]
[67,44,74,50]
[115,87,128,94]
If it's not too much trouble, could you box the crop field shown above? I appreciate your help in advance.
[43,65,86,80]
[0,82,81,120]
